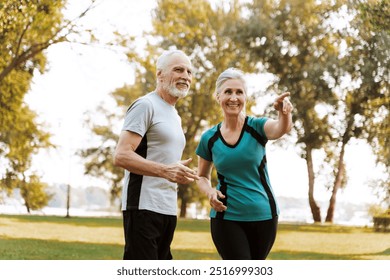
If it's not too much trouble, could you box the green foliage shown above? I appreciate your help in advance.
[79,104,124,204]
[231,0,346,222]
[0,105,52,194]
[237,0,342,149]
[360,0,390,33]
[0,0,99,210]
[83,0,259,215]
[232,0,389,221]
[19,174,53,213]
[345,0,389,149]
[81,0,389,218]
[0,0,66,198]
[349,0,390,206]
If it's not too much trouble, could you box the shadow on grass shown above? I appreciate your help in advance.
[361,247,390,258]
[1,215,211,231]
[2,215,377,233]
[2,237,384,260]
[0,237,123,260]
[176,219,210,233]
[172,249,220,260]
[0,237,220,260]
[277,223,375,234]
[379,248,390,255]
[268,250,361,260]
[0,214,122,228]
[173,249,368,260]
[1,215,212,232]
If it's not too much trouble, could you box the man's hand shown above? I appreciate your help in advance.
[165,158,200,184]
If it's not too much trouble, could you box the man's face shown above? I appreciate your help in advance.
[160,54,192,98]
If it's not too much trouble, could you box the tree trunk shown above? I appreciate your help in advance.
[180,197,187,218]
[306,145,322,222]
[325,142,346,223]
[178,183,188,218]
[66,184,71,218]
[25,203,31,214]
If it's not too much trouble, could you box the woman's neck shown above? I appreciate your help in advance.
[222,113,245,131]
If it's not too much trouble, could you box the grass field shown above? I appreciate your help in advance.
[0,214,389,260]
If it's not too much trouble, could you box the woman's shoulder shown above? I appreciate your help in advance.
[200,123,220,138]
[246,115,268,124]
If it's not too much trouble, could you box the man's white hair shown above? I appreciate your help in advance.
[156,49,191,72]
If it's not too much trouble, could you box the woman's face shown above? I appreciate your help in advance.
[217,78,246,117]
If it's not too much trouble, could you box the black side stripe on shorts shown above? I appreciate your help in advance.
[216,172,228,219]
[126,134,148,210]
[258,155,277,217]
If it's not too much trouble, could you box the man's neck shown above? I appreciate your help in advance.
[156,88,178,106]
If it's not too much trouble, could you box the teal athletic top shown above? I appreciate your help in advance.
[196,116,279,221]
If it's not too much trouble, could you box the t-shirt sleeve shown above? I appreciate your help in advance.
[195,132,212,162]
[122,98,153,137]
[254,117,269,139]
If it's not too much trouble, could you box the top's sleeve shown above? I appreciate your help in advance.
[254,117,269,139]
[122,98,153,137]
[195,131,212,162]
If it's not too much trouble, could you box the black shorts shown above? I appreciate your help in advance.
[211,217,278,260]
[122,209,177,260]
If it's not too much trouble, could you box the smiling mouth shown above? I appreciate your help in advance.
[176,83,188,89]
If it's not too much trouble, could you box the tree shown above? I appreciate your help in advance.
[79,103,125,206]
[20,174,53,213]
[324,0,389,221]
[352,0,390,209]
[0,105,52,212]
[235,0,389,223]
[235,0,343,222]
[81,0,258,217]
[1,105,51,184]
[0,0,98,205]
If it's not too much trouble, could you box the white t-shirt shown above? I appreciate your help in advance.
[121,91,185,216]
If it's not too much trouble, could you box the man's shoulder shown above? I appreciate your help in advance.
[138,91,157,104]
[128,92,155,111]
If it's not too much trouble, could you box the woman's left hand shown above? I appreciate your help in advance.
[208,190,227,212]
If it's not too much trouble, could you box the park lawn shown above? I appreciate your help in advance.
[0,214,389,260]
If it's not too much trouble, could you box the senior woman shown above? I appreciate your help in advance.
[195,67,293,260]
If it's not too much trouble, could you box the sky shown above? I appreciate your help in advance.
[24,0,384,208]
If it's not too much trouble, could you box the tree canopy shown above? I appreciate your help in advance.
[0,0,97,210]
[81,0,389,220]
[6,0,386,219]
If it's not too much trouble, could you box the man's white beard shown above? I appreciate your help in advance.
[164,84,189,98]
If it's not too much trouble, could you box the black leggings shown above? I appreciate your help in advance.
[210,217,278,260]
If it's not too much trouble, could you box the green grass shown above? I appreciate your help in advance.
[0,238,122,260]
[0,214,389,260]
